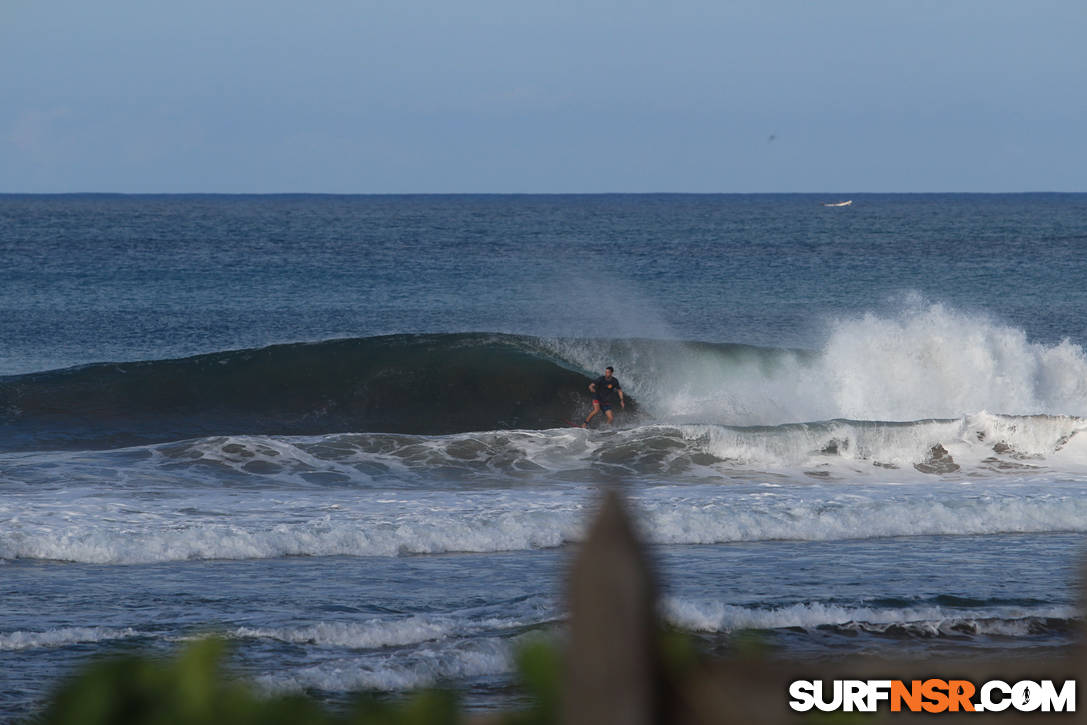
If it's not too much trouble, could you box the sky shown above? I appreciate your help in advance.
[2,0,1085,193]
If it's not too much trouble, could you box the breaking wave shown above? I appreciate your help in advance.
[3,303,1086,452]
[547,302,1087,425]
[0,626,144,651]
[253,638,514,694]
[662,598,1079,640]
[5,475,1086,564]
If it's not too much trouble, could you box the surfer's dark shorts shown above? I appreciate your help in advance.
[594,399,612,412]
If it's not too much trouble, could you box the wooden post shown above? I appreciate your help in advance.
[563,489,663,725]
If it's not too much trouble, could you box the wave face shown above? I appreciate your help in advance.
[0,334,602,451]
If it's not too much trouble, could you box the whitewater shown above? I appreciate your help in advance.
[2,193,1086,718]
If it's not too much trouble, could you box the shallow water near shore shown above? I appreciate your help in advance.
[2,532,1080,716]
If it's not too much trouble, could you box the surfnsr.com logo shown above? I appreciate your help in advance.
[789,679,1076,713]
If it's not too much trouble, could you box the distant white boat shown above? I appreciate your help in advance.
[822,200,853,207]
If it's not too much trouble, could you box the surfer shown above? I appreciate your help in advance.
[583,366,624,427]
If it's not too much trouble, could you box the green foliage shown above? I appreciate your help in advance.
[347,690,461,725]
[658,626,701,677]
[501,639,563,725]
[30,629,738,725]
[31,638,460,725]
[727,629,772,659]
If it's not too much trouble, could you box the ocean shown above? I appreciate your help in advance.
[2,193,1086,718]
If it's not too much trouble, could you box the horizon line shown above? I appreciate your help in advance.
[1,190,1084,197]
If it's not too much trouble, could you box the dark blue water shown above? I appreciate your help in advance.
[3,194,1085,374]
[2,194,1086,720]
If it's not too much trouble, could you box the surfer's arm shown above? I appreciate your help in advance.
[588,382,596,393]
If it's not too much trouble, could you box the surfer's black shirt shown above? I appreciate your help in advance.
[592,375,622,402]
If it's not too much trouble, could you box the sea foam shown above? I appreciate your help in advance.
[4,480,1086,564]
[662,597,1078,635]
[548,302,1087,426]
[0,627,143,651]
[253,638,514,693]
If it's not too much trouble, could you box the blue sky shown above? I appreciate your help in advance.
[2,0,1084,193]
